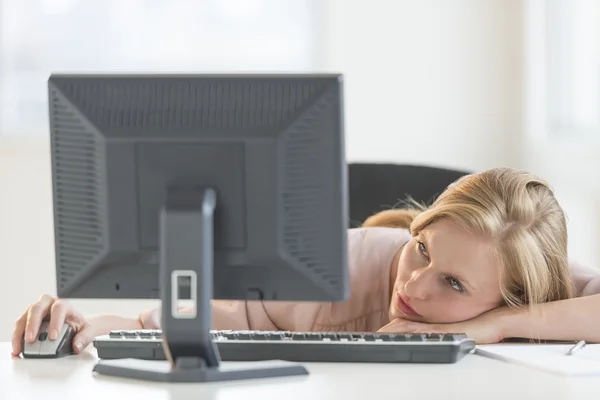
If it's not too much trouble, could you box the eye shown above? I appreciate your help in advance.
[417,241,429,258]
[446,277,465,293]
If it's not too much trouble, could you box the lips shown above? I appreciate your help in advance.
[396,293,422,317]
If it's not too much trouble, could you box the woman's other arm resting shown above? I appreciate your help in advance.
[502,278,600,342]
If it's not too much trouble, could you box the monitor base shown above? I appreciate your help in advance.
[92,357,309,383]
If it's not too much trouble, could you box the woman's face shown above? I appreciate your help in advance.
[389,219,505,324]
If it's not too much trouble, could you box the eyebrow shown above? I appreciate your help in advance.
[420,232,477,292]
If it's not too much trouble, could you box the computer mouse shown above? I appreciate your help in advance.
[21,320,76,358]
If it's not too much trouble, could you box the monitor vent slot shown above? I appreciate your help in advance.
[280,90,340,290]
[52,78,326,133]
[50,89,105,291]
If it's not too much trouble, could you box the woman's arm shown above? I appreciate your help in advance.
[474,275,600,343]
[500,277,600,343]
[87,314,143,333]
[496,262,600,342]
[138,300,277,331]
[491,263,600,342]
[509,263,600,342]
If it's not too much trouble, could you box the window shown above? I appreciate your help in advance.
[528,0,600,141]
[0,0,319,136]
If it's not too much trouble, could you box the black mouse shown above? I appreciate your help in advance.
[21,320,76,358]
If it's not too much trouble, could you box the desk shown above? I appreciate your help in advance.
[1,343,599,400]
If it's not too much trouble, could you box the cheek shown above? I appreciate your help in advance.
[428,297,497,323]
[393,250,422,294]
[434,300,480,322]
[397,246,419,277]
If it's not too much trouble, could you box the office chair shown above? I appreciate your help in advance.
[347,163,470,228]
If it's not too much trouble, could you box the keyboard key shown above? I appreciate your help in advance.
[268,333,284,340]
[304,333,322,341]
[236,333,252,340]
[363,333,376,341]
[291,333,307,340]
[321,333,338,341]
[408,334,423,341]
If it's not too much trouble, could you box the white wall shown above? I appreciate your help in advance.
[319,0,524,172]
[0,0,597,343]
[521,0,600,269]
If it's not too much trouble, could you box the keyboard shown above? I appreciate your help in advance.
[93,329,475,363]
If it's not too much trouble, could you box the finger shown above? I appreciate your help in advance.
[24,295,54,343]
[377,319,400,331]
[48,300,70,340]
[378,321,426,333]
[414,327,440,334]
[414,325,449,334]
[71,327,94,354]
[11,311,28,356]
[138,307,160,330]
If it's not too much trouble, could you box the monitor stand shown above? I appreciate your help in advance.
[92,187,309,383]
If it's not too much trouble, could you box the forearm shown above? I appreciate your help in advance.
[137,301,255,331]
[501,294,600,342]
[87,314,143,336]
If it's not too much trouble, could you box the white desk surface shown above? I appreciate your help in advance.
[2,342,600,400]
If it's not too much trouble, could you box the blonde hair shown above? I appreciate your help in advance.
[363,167,574,308]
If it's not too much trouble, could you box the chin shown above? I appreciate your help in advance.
[401,315,424,323]
[389,308,425,323]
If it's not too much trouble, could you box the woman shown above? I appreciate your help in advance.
[11,167,600,357]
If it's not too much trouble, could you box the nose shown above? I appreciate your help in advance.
[404,268,432,300]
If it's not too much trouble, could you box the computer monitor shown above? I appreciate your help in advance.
[48,73,349,383]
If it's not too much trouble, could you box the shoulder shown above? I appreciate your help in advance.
[347,227,412,271]
[348,226,412,245]
[569,259,600,296]
[346,227,411,297]
[312,227,411,331]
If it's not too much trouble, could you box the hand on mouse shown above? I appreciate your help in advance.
[12,294,94,357]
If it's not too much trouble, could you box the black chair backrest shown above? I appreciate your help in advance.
[348,163,470,227]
